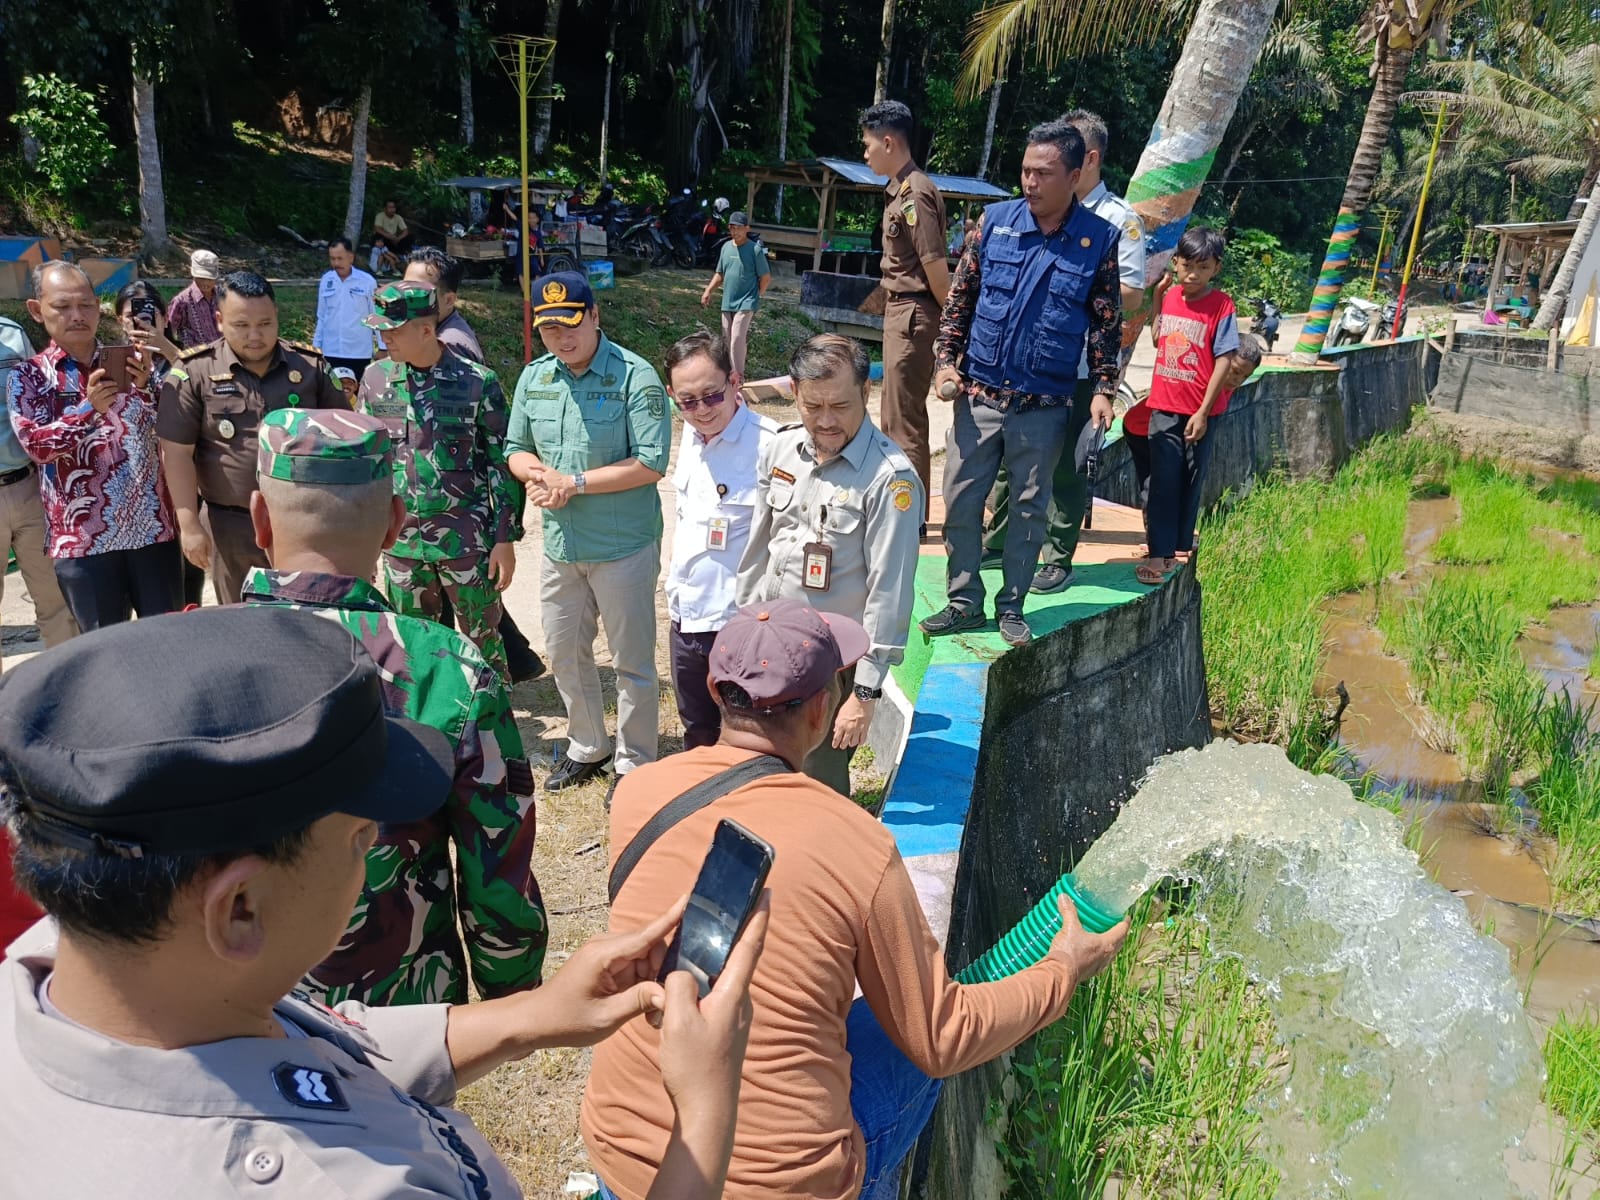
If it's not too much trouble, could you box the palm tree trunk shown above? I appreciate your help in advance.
[532,0,563,159]
[1533,172,1600,331]
[342,84,373,244]
[1216,115,1262,189]
[874,0,895,104]
[457,0,475,145]
[775,0,794,222]
[977,77,1004,180]
[1292,37,1416,362]
[1566,157,1599,220]
[1123,0,1280,331]
[132,71,168,258]
[599,15,616,182]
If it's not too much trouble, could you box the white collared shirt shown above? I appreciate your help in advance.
[313,268,379,359]
[668,402,779,632]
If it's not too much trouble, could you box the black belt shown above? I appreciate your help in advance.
[0,465,34,488]
[206,501,250,514]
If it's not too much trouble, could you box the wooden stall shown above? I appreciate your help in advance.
[1474,219,1578,324]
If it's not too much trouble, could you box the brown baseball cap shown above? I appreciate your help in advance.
[709,601,869,709]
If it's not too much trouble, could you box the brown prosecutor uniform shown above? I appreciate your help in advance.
[878,163,948,512]
[157,339,347,603]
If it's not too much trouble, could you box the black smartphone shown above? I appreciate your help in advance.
[131,297,160,327]
[658,818,775,997]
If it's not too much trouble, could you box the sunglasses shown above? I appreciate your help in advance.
[674,386,730,413]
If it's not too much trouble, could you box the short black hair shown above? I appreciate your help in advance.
[790,333,870,387]
[116,279,167,318]
[860,100,914,140]
[1176,226,1226,264]
[217,270,276,303]
[663,329,733,384]
[1062,109,1108,157]
[330,236,355,254]
[406,245,463,292]
[1026,118,1087,173]
[2,790,312,945]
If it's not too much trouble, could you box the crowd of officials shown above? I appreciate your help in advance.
[0,99,1263,1199]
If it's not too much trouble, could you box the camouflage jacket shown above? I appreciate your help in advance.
[358,346,522,562]
[241,567,545,1005]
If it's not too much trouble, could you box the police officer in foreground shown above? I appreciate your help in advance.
[158,270,348,604]
[0,606,763,1198]
[862,99,949,521]
[734,333,923,796]
[983,109,1146,593]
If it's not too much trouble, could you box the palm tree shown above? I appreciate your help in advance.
[875,0,896,103]
[1217,16,1343,189]
[532,0,564,158]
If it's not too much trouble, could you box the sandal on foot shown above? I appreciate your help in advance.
[1135,558,1174,585]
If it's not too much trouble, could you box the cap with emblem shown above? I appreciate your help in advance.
[531,271,596,328]
[363,281,439,331]
[190,249,219,280]
[728,211,750,227]
[0,606,453,858]
[708,600,869,709]
[258,408,393,484]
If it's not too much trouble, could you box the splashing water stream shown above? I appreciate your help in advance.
[1070,739,1545,1199]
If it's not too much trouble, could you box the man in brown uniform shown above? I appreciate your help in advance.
[158,270,347,604]
[862,100,949,522]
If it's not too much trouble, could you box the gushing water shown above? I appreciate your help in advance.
[1072,739,1544,1199]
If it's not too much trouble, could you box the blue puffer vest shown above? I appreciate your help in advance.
[964,197,1119,395]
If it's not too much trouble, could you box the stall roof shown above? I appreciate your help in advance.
[748,157,1010,202]
[1474,219,1579,237]
[441,176,566,194]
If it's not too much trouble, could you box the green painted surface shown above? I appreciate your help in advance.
[891,550,1148,703]
[1124,149,1219,205]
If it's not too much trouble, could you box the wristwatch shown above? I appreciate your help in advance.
[573,471,587,493]
[853,684,883,703]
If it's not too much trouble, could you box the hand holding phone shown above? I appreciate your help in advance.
[658,819,776,998]
[100,345,134,391]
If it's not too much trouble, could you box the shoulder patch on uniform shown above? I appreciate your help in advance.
[640,384,666,419]
[167,367,189,383]
[902,200,918,227]
[178,343,212,361]
[889,478,915,513]
[285,341,323,358]
[271,1062,349,1111]
[1123,219,1143,242]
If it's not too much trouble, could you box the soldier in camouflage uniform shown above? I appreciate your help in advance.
[241,406,544,1006]
[357,281,520,678]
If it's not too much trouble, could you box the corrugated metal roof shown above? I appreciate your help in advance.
[813,157,1011,199]
[1474,219,1579,236]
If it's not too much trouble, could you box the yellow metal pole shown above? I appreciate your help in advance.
[1394,103,1449,337]
[518,41,532,362]
[1368,216,1388,293]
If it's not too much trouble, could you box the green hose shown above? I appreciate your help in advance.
[956,873,1124,984]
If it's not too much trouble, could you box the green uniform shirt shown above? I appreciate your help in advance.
[718,238,770,312]
[241,567,544,1007]
[508,334,670,563]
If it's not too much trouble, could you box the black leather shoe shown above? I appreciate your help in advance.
[1031,565,1074,594]
[508,649,546,683]
[997,611,1033,646]
[919,604,985,636]
[545,752,612,792]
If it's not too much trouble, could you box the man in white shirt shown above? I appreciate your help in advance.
[314,238,380,377]
[663,331,777,748]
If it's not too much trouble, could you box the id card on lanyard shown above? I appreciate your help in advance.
[802,502,832,591]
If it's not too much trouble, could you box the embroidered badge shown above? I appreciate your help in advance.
[542,279,568,304]
[889,479,914,513]
[903,200,918,228]
[1080,237,1092,248]
[288,370,303,384]
[772,467,797,484]
[271,1063,349,1111]
[1123,219,1143,242]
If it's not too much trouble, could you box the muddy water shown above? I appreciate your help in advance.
[1312,495,1600,1027]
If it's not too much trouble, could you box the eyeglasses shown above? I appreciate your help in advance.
[674,386,730,413]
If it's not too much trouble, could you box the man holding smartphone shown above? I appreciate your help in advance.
[587,600,1129,1200]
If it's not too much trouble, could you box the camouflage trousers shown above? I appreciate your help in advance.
[382,551,508,678]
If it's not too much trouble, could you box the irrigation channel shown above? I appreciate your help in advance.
[995,422,1600,1198]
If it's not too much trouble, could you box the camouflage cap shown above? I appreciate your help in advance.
[363,280,439,330]
[258,408,393,484]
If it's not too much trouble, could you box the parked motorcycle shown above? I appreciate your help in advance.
[1249,296,1281,352]
[1378,295,1406,340]
[618,208,672,267]
[1327,296,1380,347]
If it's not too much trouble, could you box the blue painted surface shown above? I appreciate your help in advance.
[881,662,988,859]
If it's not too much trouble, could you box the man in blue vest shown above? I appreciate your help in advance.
[921,118,1123,646]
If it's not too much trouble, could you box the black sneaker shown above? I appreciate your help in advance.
[545,751,613,792]
[508,649,546,683]
[997,611,1032,646]
[919,604,985,636]
[1030,565,1074,594]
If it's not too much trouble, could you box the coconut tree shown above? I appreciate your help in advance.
[1217,15,1343,189]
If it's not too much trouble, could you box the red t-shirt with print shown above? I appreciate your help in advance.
[1149,287,1238,417]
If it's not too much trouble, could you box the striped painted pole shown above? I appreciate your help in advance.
[1127,146,1218,288]
[1294,208,1362,358]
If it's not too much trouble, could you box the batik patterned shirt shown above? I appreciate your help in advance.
[165,281,220,349]
[241,567,545,1006]
[7,342,176,558]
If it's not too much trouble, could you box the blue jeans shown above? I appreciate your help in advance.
[596,998,941,1200]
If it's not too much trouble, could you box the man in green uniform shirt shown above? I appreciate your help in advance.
[507,272,671,793]
[242,407,544,1006]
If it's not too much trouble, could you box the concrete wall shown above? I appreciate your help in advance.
[1431,351,1594,434]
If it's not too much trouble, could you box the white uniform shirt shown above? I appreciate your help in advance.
[668,402,778,632]
[1077,181,1145,378]
[313,267,380,360]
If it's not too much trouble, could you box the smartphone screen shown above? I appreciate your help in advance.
[100,345,133,390]
[659,818,775,997]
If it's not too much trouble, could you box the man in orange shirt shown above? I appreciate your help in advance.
[584,601,1128,1200]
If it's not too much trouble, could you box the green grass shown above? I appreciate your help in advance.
[1545,1013,1600,1140]
[1000,898,1282,1199]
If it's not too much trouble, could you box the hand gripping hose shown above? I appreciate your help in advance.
[956,874,1124,984]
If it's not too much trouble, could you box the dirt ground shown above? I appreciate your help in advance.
[1426,408,1600,476]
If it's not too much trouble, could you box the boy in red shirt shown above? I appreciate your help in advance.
[1139,227,1239,584]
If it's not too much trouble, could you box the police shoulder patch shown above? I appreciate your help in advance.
[271,1062,349,1111]
[1123,219,1143,242]
[889,478,915,513]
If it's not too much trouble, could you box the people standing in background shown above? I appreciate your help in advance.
[9,262,181,630]
[164,249,221,350]
[315,238,380,378]
[699,212,770,387]
[862,99,949,523]
[662,331,778,749]
[371,200,413,276]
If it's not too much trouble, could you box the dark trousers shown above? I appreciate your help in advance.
[1126,431,1153,544]
[181,556,207,607]
[983,379,1094,569]
[53,540,183,631]
[669,622,722,750]
[1146,409,1215,560]
[204,503,268,605]
[880,294,941,512]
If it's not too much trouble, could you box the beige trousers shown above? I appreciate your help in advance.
[0,474,78,671]
[721,310,755,381]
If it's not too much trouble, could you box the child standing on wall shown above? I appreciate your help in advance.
[1138,227,1240,585]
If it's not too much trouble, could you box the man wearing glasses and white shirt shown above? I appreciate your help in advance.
[662,332,777,749]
